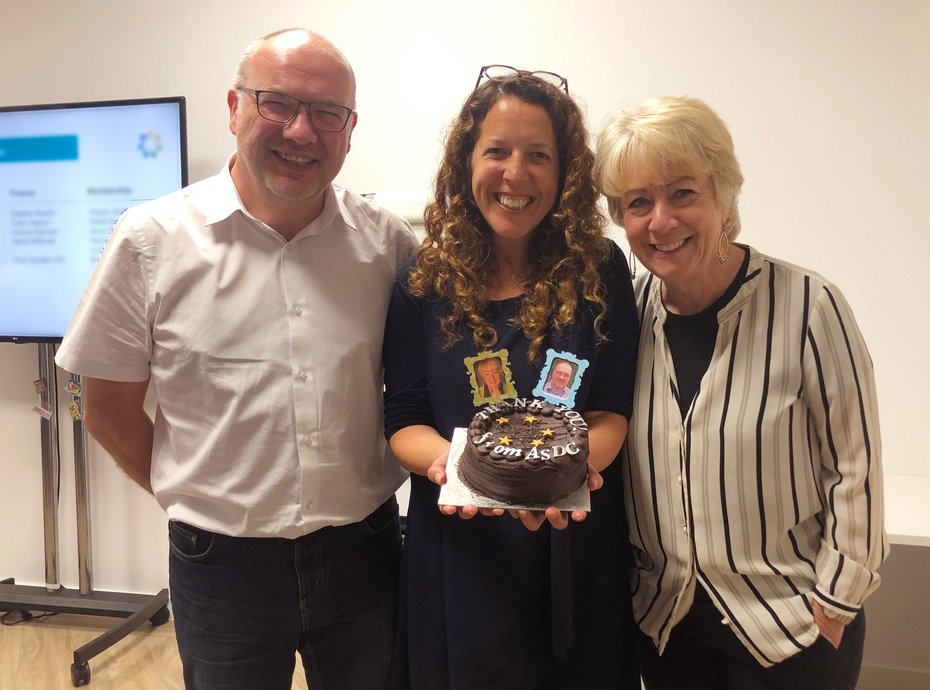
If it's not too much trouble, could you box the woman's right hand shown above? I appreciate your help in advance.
[508,465,606,531]
[812,600,845,650]
[429,452,504,520]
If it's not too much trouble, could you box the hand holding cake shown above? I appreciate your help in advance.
[429,450,505,521]
[433,398,614,530]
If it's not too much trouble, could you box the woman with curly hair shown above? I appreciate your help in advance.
[382,66,641,689]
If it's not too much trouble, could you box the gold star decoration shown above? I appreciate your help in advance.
[523,415,538,425]
[498,436,512,446]
[496,416,510,425]
[530,439,545,447]
[540,428,555,438]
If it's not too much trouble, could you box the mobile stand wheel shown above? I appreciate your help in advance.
[149,605,170,626]
[71,661,91,687]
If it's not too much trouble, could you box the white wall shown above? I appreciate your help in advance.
[1,0,927,637]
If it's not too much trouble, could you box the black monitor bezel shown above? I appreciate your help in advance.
[0,95,189,344]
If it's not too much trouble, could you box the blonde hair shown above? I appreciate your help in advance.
[594,96,744,239]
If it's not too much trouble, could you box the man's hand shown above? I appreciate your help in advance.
[83,377,154,493]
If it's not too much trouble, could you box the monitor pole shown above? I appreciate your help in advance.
[0,343,169,687]
[38,342,61,592]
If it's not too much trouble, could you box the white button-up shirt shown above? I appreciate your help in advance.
[57,160,418,537]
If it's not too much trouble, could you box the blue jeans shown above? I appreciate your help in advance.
[168,498,401,690]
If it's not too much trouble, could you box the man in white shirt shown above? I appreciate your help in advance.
[543,359,573,399]
[56,28,417,689]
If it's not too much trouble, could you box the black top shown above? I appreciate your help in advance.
[664,249,750,418]
[382,241,641,689]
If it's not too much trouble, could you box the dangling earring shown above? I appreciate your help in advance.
[628,251,638,278]
[717,230,730,265]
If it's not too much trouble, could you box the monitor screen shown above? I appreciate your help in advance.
[0,96,188,342]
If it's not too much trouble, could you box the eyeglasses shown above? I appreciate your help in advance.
[236,87,354,132]
[474,64,569,94]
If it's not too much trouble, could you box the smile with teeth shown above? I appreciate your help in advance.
[496,193,531,210]
[278,151,315,164]
[653,238,687,252]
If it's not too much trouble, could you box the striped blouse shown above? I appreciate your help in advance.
[623,246,888,666]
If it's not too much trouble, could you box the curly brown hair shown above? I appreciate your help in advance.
[408,74,610,364]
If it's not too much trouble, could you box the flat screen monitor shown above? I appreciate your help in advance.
[0,96,188,342]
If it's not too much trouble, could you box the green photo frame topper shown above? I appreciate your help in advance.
[466,349,518,407]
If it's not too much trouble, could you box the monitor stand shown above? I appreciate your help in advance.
[0,342,169,687]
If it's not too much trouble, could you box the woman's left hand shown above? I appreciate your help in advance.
[508,465,605,531]
[812,600,845,650]
[430,451,505,519]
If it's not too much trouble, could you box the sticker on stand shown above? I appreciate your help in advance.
[465,350,518,407]
[32,403,53,420]
[33,378,48,395]
[533,350,588,409]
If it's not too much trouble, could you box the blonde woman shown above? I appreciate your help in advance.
[595,95,887,690]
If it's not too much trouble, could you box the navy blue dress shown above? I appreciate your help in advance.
[383,241,641,689]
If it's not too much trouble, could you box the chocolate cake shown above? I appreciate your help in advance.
[459,398,589,505]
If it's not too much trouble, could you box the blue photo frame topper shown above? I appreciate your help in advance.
[533,349,588,409]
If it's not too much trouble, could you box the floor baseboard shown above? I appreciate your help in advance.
[858,662,930,690]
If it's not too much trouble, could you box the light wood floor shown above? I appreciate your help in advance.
[0,611,310,689]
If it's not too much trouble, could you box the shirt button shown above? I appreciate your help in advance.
[677,475,683,485]
[721,617,731,626]
[682,524,688,534]
[297,369,308,381]
[305,501,314,510]
[293,305,302,316]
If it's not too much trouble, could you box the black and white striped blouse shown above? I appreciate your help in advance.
[624,246,888,667]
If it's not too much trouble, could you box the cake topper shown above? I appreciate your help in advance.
[533,349,588,408]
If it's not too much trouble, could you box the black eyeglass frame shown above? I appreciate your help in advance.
[473,64,569,94]
[235,87,355,132]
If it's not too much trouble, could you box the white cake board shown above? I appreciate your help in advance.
[438,427,591,511]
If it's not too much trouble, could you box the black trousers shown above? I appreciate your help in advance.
[638,587,865,690]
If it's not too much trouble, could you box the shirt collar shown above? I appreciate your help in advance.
[647,244,765,324]
[203,155,357,238]
[202,155,249,227]
[295,184,358,239]
[323,183,360,233]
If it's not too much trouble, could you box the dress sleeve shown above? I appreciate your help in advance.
[583,241,640,418]
[382,264,437,440]
[804,281,888,622]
